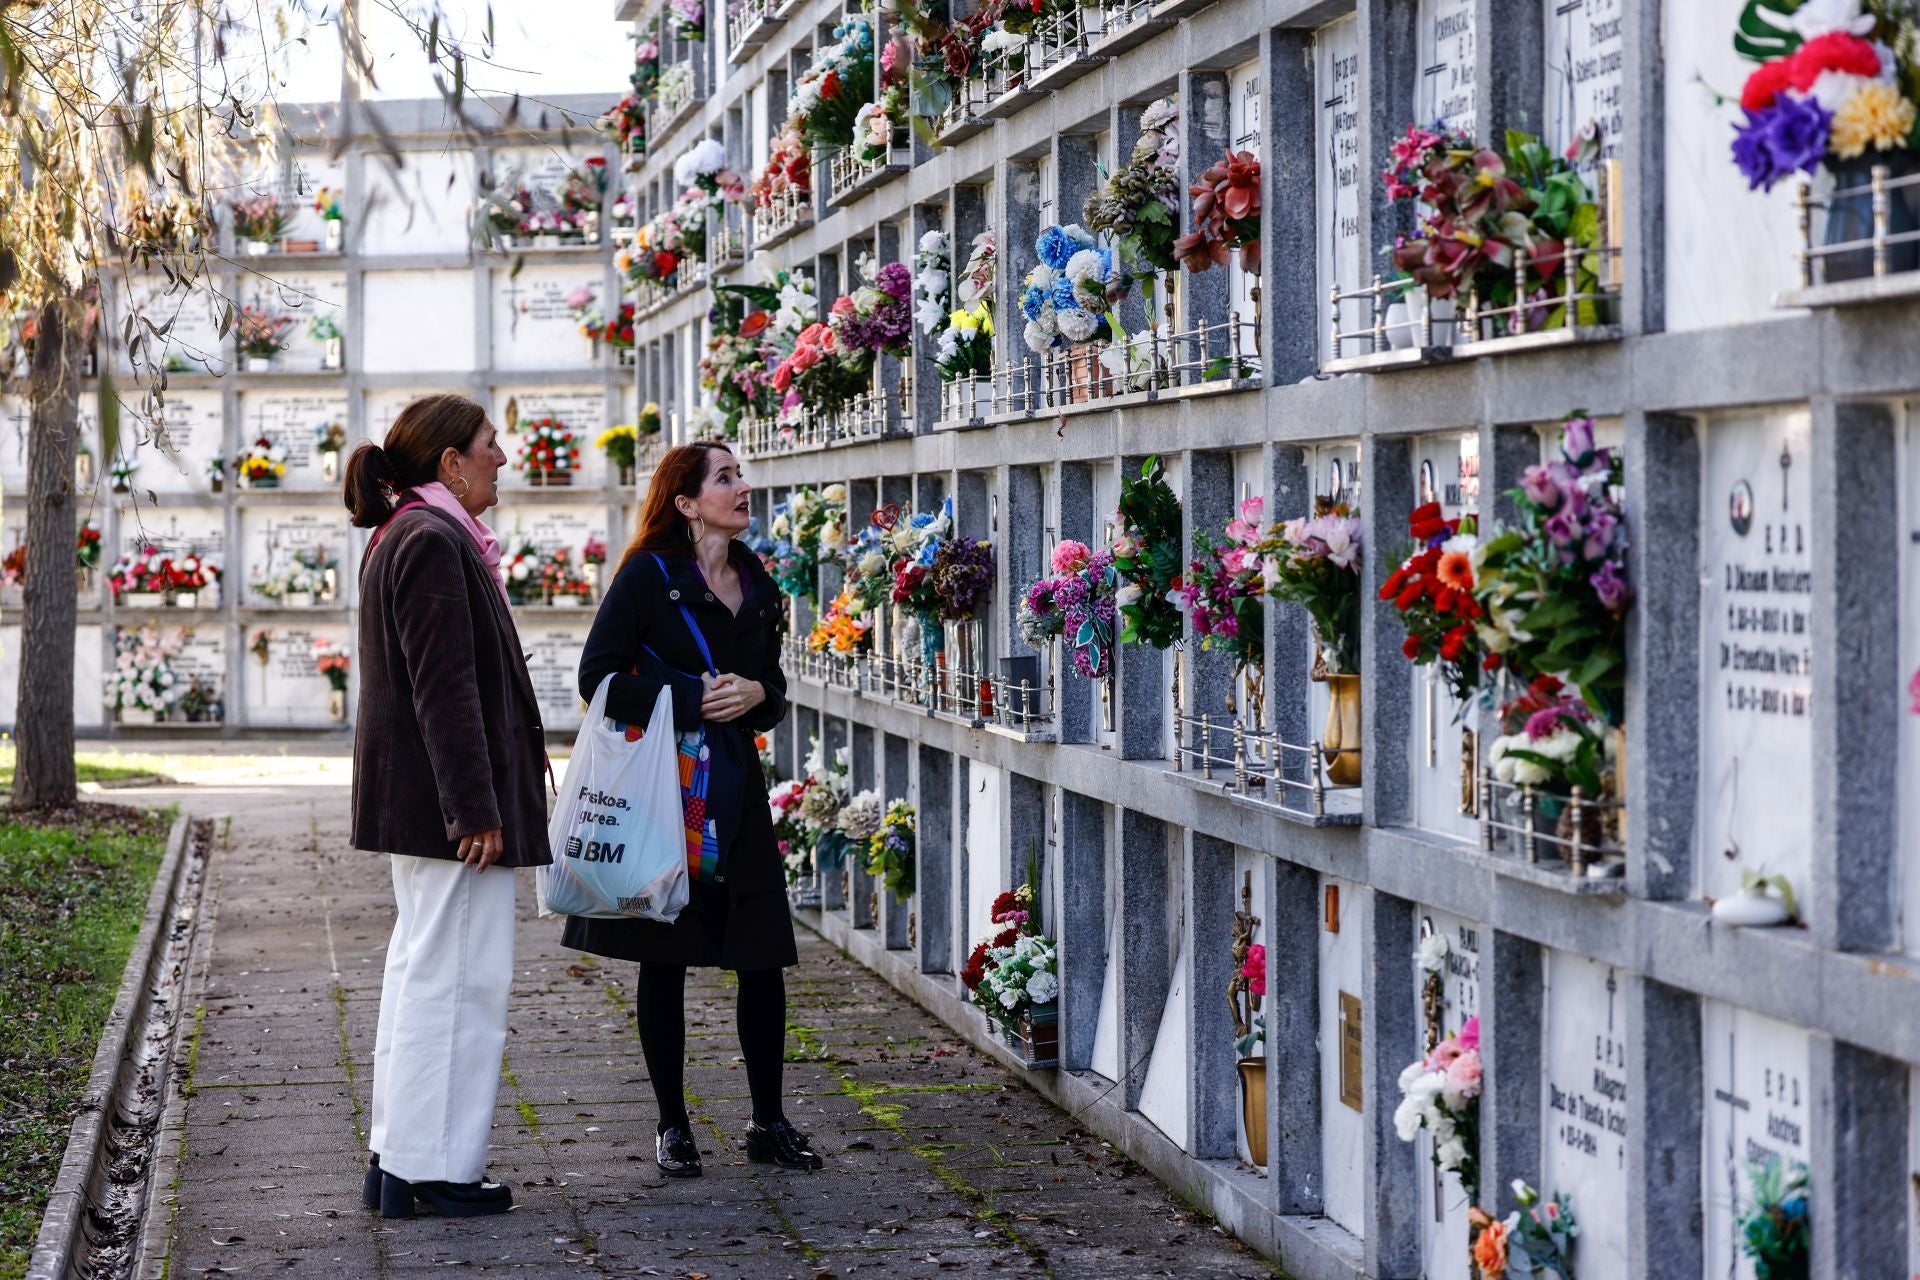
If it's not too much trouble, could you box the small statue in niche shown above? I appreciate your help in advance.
[1227,870,1261,1048]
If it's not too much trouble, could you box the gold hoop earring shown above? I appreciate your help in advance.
[450,474,471,498]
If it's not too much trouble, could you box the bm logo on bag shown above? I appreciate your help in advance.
[566,787,633,862]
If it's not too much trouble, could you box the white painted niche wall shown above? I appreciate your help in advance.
[1695,407,1814,912]
[1319,874,1369,1238]
[1413,907,1484,1280]
[1539,949,1630,1279]
[1700,1002,1811,1280]
[1407,431,1480,843]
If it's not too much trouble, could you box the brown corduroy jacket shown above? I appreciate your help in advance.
[351,503,552,868]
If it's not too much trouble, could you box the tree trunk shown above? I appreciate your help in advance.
[14,300,83,810]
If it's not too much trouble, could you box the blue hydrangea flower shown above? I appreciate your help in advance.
[1049,276,1083,313]
[1035,226,1078,271]
[1021,283,1046,322]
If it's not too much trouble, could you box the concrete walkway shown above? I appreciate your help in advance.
[117,756,1274,1279]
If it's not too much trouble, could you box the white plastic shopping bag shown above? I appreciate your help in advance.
[537,675,689,922]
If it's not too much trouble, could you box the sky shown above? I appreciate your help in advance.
[274,0,633,107]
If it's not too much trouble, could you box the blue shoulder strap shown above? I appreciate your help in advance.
[649,553,717,675]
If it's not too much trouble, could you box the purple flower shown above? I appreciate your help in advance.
[1524,707,1565,741]
[1024,579,1057,615]
[1092,595,1116,624]
[1054,574,1089,610]
[1581,509,1619,560]
[1731,97,1832,193]
[875,261,913,300]
[1590,560,1630,611]
[1562,416,1595,461]
[1543,508,1582,548]
[1521,464,1563,510]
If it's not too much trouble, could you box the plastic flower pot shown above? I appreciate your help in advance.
[1238,1056,1268,1168]
[118,707,160,725]
[285,590,314,608]
[246,356,272,373]
[124,591,164,608]
[324,219,344,252]
[1000,1001,1059,1069]
[243,239,273,256]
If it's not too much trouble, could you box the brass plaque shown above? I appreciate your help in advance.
[1339,991,1364,1111]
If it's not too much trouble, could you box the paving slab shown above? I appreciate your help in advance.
[127,765,1279,1280]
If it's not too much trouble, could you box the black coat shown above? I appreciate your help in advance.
[351,504,551,868]
[562,541,794,968]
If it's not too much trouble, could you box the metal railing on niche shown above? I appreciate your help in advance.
[733,364,907,458]
[1324,240,1623,371]
[825,131,911,207]
[1792,164,1920,292]
[781,628,1058,737]
[650,62,699,139]
[1027,5,1099,78]
[1476,769,1625,880]
[727,0,780,56]
[1168,666,1361,820]
[944,312,1259,424]
[749,188,814,248]
[932,79,988,142]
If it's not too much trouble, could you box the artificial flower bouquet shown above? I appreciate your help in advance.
[77,519,104,569]
[808,588,873,658]
[771,321,871,420]
[796,737,854,870]
[1020,222,1122,354]
[1730,0,1920,193]
[503,543,593,605]
[1470,1182,1578,1280]
[515,416,580,484]
[770,775,816,884]
[237,306,293,360]
[931,537,994,621]
[752,118,813,209]
[1737,1155,1810,1280]
[1176,495,1269,672]
[562,156,609,214]
[1381,500,1487,704]
[638,401,664,435]
[251,547,336,604]
[829,255,915,362]
[1473,413,1629,724]
[313,639,352,691]
[235,434,288,486]
[1111,455,1185,649]
[674,138,744,205]
[1018,539,1119,678]
[961,885,1059,1045]
[1175,149,1262,273]
[1085,98,1182,278]
[766,483,848,602]
[669,0,704,40]
[483,185,535,239]
[656,60,695,109]
[936,301,994,381]
[1382,124,1606,333]
[600,93,647,151]
[110,546,221,601]
[793,17,876,150]
[596,423,638,474]
[853,83,909,165]
[106,625,185,719]
[914,231,952,339]
[1394,1007,1483,1204]
[866,799,916,900]
[312,187,343,222]
[1485,675,1619,852]
[230,193,290,245]
[1255,498,1365,677]
[701,286,780,430]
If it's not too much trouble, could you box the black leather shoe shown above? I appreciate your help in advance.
[379,1171,513,1218]
[744,1119,824,1171]
[655,1124,702,1178]
[362,1154,381,1210]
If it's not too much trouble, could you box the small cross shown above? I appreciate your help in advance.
[1779,441,1793,512]
[1605,970,1617,1034]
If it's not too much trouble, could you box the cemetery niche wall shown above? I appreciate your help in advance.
[0,94,637,738]
[617,0,1920,1273]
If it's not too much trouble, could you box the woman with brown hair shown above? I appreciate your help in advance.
[344,393,549,1219]
[566,440,821,1176]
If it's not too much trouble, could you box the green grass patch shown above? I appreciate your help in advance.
[0,803,172,1280]
[0,746,180,790]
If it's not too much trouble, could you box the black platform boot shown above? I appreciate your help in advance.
[743,1119,824,1171]
[655,1122,703,1178]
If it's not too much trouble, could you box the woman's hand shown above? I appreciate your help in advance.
[699,673,767,723]
[457,827,505,871]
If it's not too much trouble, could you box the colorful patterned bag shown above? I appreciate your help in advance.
[649,555,724,885]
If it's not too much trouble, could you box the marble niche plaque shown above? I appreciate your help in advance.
[1417,0,1476,139]
[237,392,350,490]
[116,275,229,375]
[1318,875,1369,1239]
[364,388,440,446]
[496,386,611,489]
[241,509,350,606]
[240,272,348,374]
[243,623,352,726]
[1700,1002,1811,1280]
[283,155,347,246]
[1409,432,1482,842]
[134,392,227,495]
[491,263,604,373]
[1544,0,1624,174]
[112,623,226,722]
[116,508,225,565]
[1315,13,1364,365]
[360,150,477,255]
[0,625,104,728]
[524,626,590,731]
[1697,410,1814,909]
[1414,908,1485,1280]
[0,395,102,492]
[1540,950,1629,1278]
[360,271,475,374]
[495,505,607,559]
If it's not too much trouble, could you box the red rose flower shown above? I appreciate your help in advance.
[1741,58,1795,113]
[1402,635,1422,660]
[1787,32,1880,93]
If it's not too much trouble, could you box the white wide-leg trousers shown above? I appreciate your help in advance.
[368,853,516,1185]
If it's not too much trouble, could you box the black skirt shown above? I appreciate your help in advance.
[562,878,799,971]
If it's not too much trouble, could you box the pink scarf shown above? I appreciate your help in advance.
[411,481,508,605]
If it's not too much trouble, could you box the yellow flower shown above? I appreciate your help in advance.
[949,308,977,333]
[642,401,660,416]
[1831,82,1917,159]
[977,305,994,337]
[596,424,637,449]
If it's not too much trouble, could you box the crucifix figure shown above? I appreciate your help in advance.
[1779,440,1793,513]
[500,275,530,341]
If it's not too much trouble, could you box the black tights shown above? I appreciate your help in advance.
[635,963,787,1132]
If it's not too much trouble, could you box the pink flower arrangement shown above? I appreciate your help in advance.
[1238,943,1266,997]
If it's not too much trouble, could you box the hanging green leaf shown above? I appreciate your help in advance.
[1734,0,1805,64]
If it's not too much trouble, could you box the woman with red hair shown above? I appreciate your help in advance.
[566,441,822,1176]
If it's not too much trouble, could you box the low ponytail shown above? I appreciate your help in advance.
[344,442,395,528]
[341,393,489,529]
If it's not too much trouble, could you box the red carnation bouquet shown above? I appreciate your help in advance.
[515,416,580,483]
[1380,500,1485,704]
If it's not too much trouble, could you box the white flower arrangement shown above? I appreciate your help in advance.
[105,625,185,713]
[657,61,695,105]
[913,230,951,338]
[981,25,1025,54]
[673,137,730,188]
[837,788,884,841]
